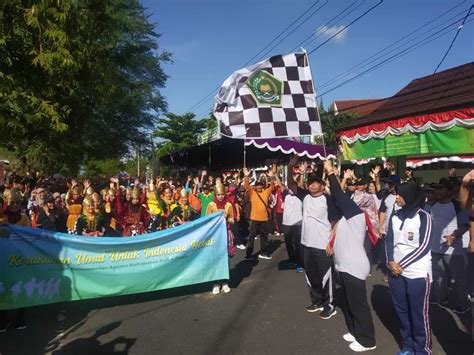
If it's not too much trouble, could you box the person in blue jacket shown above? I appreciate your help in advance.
[386,182,433,355]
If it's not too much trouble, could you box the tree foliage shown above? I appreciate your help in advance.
[154,112,208,156]
[314,110,358,148]
[0,0,170,175]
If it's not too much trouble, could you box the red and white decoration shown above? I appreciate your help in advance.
[338,108,474,144]
[406,155,474,168]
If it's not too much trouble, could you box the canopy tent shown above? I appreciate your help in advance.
[159,137,334,170]
[337,63,474,161]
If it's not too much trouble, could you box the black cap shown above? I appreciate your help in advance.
[346,178,356,186]
[44,194,54,203]
[355,177,367,186]
[434,177,454,190]
[307,173,323,185]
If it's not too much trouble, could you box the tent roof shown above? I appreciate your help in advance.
[338,62,474,131]
[159,137,335,170]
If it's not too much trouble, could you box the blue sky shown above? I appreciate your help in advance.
[142,0,474,118]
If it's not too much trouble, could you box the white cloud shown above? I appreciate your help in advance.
[316,25,348,42]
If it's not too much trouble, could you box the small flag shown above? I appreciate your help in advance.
[214,52,322,139]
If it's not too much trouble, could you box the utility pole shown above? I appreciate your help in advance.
[137,144,140,178]
[150,133,157,178]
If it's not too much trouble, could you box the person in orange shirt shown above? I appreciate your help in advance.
[243,166,275,260]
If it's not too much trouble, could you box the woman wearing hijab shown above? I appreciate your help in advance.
[385,182,433,355]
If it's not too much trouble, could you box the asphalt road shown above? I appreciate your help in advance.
[1,236,471,355]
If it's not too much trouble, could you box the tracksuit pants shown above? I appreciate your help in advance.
[431,252,469,307]
[338,272,376,348]
[246,220,270,257]
[282,224,302,266]
[302,245,334,307]
[388,275,432,355]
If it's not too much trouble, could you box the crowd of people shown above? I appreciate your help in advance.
[0,160,472,354]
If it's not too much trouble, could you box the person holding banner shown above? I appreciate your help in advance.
[74,196,106,236]
[243,167,274,261]
[1,188,29,331]
[206,183,234,294]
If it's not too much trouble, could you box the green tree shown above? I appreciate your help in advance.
[314,111,358,148]
[0,0,170,175]
[154,112,208,155]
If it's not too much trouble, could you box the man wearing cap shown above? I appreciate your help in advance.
[288,156,339,320]
[243,166,274,260]
[430,177,470,313]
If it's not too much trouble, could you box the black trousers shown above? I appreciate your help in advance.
[338,272,376,348]
[282,224,302,265]
[246,220,270,257]
[302,245,334,307]
[230,221,243,246]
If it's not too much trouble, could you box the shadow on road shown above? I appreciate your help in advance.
[370,284,402,347]
[51,321,136,354]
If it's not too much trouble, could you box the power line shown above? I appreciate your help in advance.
[196,7,472,119]
[317,1,469,90]
[318,16,474,98]
[194,1,385,118]
[253,0,329,63]
[183,1,323,114]
[241,1,322,67]
[307,0,384,54]
[290,0,365,53]
[433,4,473,74]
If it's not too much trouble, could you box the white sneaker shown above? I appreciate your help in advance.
[343,333,356,342]
[221,283,231,293]
[212,284,220,295]
[349,340,376,352]
[236,244,246,250]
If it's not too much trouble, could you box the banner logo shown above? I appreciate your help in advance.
[247,70,283,106]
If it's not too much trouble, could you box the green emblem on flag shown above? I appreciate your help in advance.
[247,70,283,106]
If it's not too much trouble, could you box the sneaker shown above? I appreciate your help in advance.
[212,284,220,295]
[305,303,324,313]
[349,340,376,352]
[0,326,6,333]
[396,351,412,355]
[452,305,470,314]
[296,266,304,273]
[343,333,356,342]
[286,261,296,269]
[244,255,253,261]
[382,274,388,282]
[236,244,246,250]
[319,305,337,320]
[221,283,231,294]
[258,254,272,260]
[15,323,26,331]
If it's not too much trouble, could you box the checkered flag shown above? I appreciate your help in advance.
[214,52,322,139]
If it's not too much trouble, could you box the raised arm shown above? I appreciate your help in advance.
[324,160,361,220]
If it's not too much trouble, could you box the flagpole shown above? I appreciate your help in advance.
[243,141,247,167]
[302,48,328,159]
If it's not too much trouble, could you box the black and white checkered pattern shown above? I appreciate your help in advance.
[214,52,322,139]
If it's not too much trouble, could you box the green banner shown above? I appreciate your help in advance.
[0,212,229,310]
[342,126,474,160]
